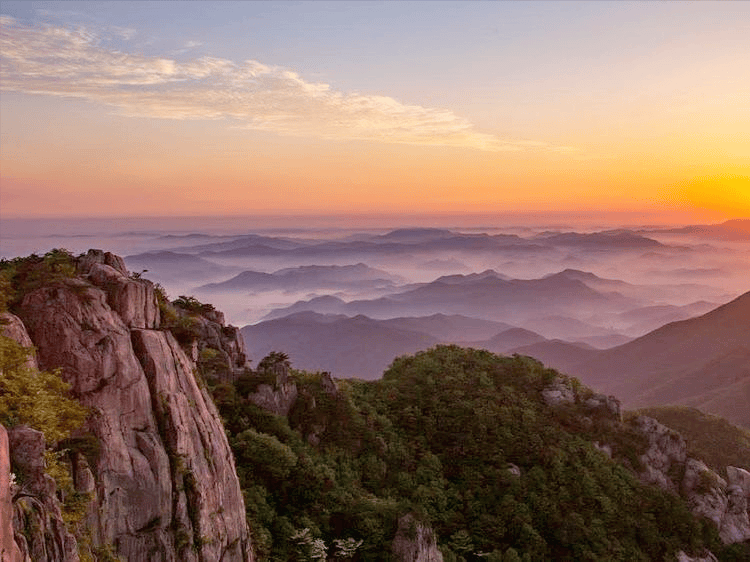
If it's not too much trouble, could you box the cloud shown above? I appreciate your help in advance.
[0,17,565,152]
[170,39,204,55]
[110,26,137,40]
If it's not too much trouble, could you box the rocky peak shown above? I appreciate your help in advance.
[80,249,160,329]
[248,367,299,417]
[4,251,254,561]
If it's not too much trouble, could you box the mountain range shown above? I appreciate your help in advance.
[242,290,750,428]
[197,263,404,292]
[569,290,750,427]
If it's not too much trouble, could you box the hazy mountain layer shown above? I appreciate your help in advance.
[570,291,750,427]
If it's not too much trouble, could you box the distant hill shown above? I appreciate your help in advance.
[197,263,403,292]
[611,301,719,336]
[262,271,637,326]
[124,251,239,281]
[377,313,515,342]
[465,327,547,354]
[570,291,750,427]
[241,312,436,379]
[509,339,600,373]
[655,219,750,240]
[536,230,664,249]
[373,227,455,243]
[242,312,530,378]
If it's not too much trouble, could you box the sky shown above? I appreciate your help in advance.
[0,1,748,223]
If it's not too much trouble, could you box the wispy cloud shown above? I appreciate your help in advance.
[170,39,204,55]
[0,17,566,152]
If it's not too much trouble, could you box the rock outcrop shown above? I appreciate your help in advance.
[175,306,248,380]
[8,426,78,562]
[247,366,298,417]
[540,378,575,406]
[1,425,23,562]
[4,250,254,561]
[539,378,749,547]
[634,415,687,493]
[675,550,718,562]
[391,514,443,562]
[634,415,750,544]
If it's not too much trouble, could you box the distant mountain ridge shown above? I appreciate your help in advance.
[570,290,750,427]
[262,269,637,325]
[197,263,404,292]
[653,219,750,240]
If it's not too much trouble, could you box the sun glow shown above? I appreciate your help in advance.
[674,175,750,216]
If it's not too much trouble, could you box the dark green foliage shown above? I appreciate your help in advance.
[207,345,728,561]
[153,283,178,328]
[0,335,87,443]
[257,351,291,374]
[172,295,216,315]
[0,249,78,311]
[170,316,202,345]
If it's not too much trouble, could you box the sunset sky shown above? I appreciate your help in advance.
[1,1,748,222]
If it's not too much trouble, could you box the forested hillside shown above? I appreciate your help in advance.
[207,345,749,561]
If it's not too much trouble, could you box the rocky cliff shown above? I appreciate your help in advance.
[391,514,443,562]
[633,415,750,544]
[2,250,254,561]
[540,378,750,547]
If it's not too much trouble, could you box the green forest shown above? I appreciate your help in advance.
[207,345,746,561]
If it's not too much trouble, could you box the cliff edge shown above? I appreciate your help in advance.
[2,250,253,562]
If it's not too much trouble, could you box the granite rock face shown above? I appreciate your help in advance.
[634,416,750,544]
[634,415,687,493]
[248,365,298,417]
[8,426,78,562]
[0,425,23,562]
[173,304,249,381]
[391,514,444,562]
[5,250,254,561]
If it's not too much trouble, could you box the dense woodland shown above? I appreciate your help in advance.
[206,345,747,561]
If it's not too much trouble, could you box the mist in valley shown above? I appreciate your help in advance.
[3,216,748,380]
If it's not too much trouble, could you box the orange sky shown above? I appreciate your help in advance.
[1,2,748,223]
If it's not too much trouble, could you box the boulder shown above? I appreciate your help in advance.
[720,484,750,544]
[583,393,622,421]
[682,459,728,528]
[727,467,750,497]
